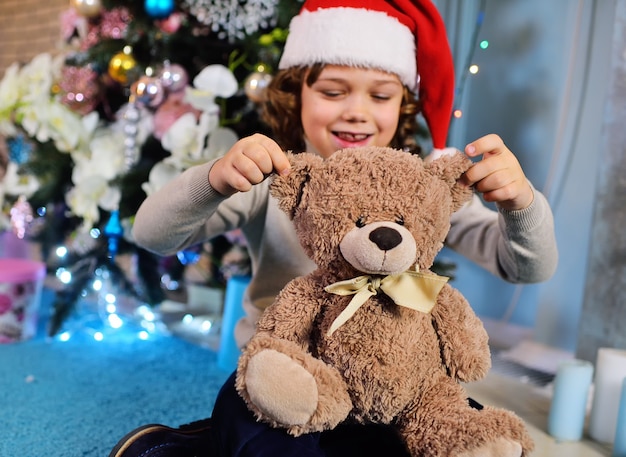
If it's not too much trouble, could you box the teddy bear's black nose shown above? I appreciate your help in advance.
[369,226,402,251]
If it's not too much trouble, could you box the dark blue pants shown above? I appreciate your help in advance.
[210,371,411,457]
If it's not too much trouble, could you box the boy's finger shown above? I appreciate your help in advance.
[264,142,291,176]
[465,134,505,159]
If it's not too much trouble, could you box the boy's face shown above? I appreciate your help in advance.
[300,65,404,158]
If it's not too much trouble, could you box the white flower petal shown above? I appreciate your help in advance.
[2,162,39,197]
[98,186,121,211]
[192,65,238,98]
[142,161,181,196]
[206,127,238,158]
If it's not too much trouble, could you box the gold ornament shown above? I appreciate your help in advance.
[244,65,273,104]
[108,48,138,85]
[71,0,103,18]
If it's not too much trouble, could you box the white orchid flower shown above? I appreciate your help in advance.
[141,160,181,196]
[48,103,89,153]
[70,111,100,160]
[65,175,121,230]
[66,127,126,227]
[72,128,126,184]
[15,103,46,141]
[0,63,20,135]
[185,64,238,111]
[1,162,40,198]
[199,126,238,162]
[160,112,203,165]
[17,53,54,104]
[18,101,78,152]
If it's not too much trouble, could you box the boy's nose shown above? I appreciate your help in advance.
[342,96,369,122]
[342,105,367,122]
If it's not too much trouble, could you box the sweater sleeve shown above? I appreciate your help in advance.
[131,160,265,256]
[445,184,558,284]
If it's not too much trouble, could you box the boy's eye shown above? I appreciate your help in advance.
[372,94,391,101]
[356,216,366,228]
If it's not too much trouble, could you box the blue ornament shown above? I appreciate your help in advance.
[176,248,201,265]
[7,134,33,165]
[104,210,123,259]
[144,0,174,19]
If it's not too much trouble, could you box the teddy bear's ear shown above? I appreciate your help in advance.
[424,148,474,212]
[269,152,324,219]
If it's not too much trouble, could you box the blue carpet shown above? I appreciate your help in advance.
[0,289,231,457]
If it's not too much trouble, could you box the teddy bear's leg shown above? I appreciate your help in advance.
[212,371,329,457]
[397,380,532,457]
[236,335,352,436]
[456,437,522,457]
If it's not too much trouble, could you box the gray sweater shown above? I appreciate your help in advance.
[132,160,558,346]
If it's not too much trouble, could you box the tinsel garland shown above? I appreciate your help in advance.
[183,0,281,41]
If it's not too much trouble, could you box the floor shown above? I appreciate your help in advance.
[466,362,613,456]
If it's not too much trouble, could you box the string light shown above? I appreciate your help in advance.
[452,0,487,125]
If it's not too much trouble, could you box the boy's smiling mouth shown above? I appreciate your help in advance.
[333,131,372,144]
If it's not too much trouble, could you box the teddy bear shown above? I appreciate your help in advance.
[235,146,534,457]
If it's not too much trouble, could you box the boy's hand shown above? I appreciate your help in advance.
[462,134,534,212]
[209,134,291,196]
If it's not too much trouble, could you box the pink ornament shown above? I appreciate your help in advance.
[60,8,87,42]
[99,7,132,40]
[59,65,101,115]
[158,63,188,93]
[79,25,100,51]
[153,92,200,140]
[156,12,183,34]
[131,76,165,108]
[10,196,34,240]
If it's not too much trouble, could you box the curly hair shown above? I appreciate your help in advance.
[261,64,423,155]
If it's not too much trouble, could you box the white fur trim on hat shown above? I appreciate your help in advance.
[278,7,417,89]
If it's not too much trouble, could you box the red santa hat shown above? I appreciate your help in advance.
[278,0,454,150]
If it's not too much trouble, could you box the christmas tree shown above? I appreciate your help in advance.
[0,0,302,335]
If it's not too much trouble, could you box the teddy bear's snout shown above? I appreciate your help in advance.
[369,226,402,251]
[340,221,417,274]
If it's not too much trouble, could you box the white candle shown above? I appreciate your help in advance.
[589,348,626,443]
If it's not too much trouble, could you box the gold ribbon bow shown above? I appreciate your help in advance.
[324,270,449,336]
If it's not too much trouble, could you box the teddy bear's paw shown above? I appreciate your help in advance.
[457,437,522,457]
[245,348,319,426]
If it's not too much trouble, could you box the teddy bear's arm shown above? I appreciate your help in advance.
[255,275,324,347]
[430,284,491,382]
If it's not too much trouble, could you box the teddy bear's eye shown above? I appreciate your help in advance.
[395,215,405,226]
[356,216,366,228]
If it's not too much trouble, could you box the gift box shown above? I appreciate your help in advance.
[0,258,46,343]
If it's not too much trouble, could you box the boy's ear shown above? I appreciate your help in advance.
[269,152,323,219]
[425,149,475,212]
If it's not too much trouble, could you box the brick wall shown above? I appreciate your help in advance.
[0,0,68,76]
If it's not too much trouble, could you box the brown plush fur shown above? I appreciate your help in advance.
[235,147,534,456]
